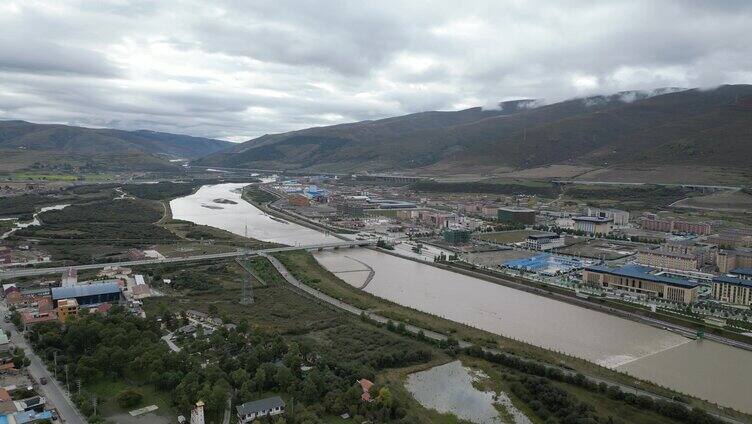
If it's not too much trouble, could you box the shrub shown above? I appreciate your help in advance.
[116,389,143,409]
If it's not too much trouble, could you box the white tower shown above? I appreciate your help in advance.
[190,400,205,424]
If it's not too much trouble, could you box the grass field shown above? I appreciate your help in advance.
[477,230,539,244]
[85,379,176,423]
[0,219,16,234]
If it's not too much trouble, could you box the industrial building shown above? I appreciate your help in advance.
[585,207,629,226]
[524,233,565,251]
[582,264,700,304]
[497,207,535,226]
[572,216,613,235]
[50,282,122,307]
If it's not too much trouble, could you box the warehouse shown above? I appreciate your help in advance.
[50,282,122,307]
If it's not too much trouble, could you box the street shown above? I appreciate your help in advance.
[0,302,86,424]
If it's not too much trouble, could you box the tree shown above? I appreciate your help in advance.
[376,387,393,409]
[116,389,143,409]
[276,366,294,391]
[208,304,218,316]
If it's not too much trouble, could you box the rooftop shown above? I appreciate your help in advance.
[236,396,285,416]
[527,232,559,240]
[573,216,613,223]
[51,282,121,301]
[714,275,752,288]
[498,206,535,212]
[585,264,700,288]
[730,268,752,277]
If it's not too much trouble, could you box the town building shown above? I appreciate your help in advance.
[582,264,700,304]
[730,268,752,280]
[572,216,613,235]
[716,249,752,273]
[636,248,700,272]
[481,205,499,219]
[585,207,629,226]
[712,275,752,306]
[640,216,712,235]
[664,239,716,265]
[57,299,79,323]
[443,228,471,245]
[524,233,565,251]
[358,378,374,402]
[497,207,536,226]
[236,396,285,423]
[19,311,57,331]
[50,282,121,307]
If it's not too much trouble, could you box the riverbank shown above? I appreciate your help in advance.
[251,182,752,352]
[383,250,752,352]
[175,182,752,417]
[268,250,749,423]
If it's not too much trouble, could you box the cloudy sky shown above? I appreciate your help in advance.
[1,0,751,141]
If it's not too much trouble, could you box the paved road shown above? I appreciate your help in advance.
[0,240,373,280]
[160,333,181,353]
[0,303,86,424]
[263,253,745,424]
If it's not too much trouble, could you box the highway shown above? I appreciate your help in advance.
[0,240,373,280]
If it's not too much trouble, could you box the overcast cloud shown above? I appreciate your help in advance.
[1,0,751,141]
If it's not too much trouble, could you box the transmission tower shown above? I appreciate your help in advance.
[240,272,254,305]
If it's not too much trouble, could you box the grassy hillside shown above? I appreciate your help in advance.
[0,120,232,171]
[195,85,752,173]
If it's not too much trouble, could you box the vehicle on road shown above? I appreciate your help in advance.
[40,377,48,385]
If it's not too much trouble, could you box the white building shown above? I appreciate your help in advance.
[236,396,286,423]
[573,216,614,235]
[585,207,629,226]
[524,233,565,251]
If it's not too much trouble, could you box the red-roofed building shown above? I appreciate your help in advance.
[358,378,373,402]
[0,388,11,402]
[20,311,57,331]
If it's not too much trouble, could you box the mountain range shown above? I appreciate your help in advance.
[3,84,751,175]
[0,120,232,172]
[195,84,752,174]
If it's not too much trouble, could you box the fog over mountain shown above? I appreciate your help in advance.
[1,1,751,141]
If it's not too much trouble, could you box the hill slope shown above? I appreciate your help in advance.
[196,85,752,173]
[0,120,233,171]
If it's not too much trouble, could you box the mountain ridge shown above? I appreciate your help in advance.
[195,85,752,173]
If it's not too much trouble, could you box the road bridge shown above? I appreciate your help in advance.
[0,240,373,280]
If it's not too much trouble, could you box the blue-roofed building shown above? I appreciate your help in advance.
[582,264,700,304]
[50,281,121,307]
[7,410,53,424]
[712,274,752,306]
